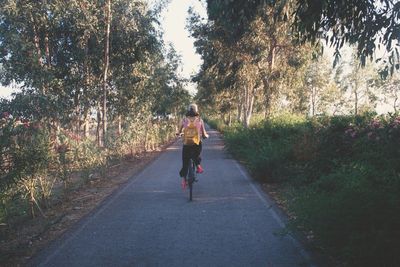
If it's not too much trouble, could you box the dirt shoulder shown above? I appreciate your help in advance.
[0,140,176,267]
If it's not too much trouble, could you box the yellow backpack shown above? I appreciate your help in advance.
[184,117,200,145]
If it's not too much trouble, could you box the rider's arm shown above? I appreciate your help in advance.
[176,118,185,135]
[200,119,209,138]
[177,124,183,135]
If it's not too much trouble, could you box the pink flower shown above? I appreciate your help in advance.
[32,122,42,130]
[345,128,353,134]
[391,117,400,128]
[370,119,382,129]
[367,131,380,141]
[345,127,357,138]
[57,144,70,153]
[2,112,10,119]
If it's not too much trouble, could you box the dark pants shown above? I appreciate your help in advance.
[179,142,202,178]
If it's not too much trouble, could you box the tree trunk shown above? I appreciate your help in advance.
[244,92,255,128]
[267,42,276,72]
[261,37,277,121]
[97,106,102,147]
[311,86,316,116]
[354,89,359,115]
[264,85,273,119]
[32,22,42,67]
[31,17,47,94]
[44,32,51,67]
[244,86,249,127]
[102,0,112,147]
[237,102,242,122]
[144,120,150,152]
[54,119,61,144]
[74,91,80,136]
[83,109,90,138]
[83,35,90,138]
[242,85,256,128]
[117,115,122,135]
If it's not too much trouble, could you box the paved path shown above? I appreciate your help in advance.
[30,128,316,267]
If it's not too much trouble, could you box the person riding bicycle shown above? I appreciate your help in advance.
[177,103,209,188]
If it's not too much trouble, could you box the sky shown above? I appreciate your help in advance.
[160,0,207,93]
[0,0,207,99]
[0,85,14,99]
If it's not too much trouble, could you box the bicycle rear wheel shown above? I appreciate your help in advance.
[189,180,193,201]
[188,159,195,201]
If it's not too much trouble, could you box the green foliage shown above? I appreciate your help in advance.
[0,113,55,218]
[0,0,185,132]
[223,113,400,266]
[293,0,399,69]
[1,114,50,190]
[72,138,105,179]
[205,118,229,133]
[225,113,308,182]
[0,106,177,223]
[203,0,400,72]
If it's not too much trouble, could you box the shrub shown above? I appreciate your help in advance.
[0,111,177,223]
[223,113,400,266]
[0,115,54,218]
[205,118,227,133]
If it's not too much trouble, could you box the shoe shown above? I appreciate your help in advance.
[196,165,204,174]
[181,178,187,190]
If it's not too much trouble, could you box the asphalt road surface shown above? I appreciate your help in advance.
[30,128,316,267]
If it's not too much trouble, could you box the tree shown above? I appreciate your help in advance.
[102,0,112,146]
[335,48,379,115]
[190,1,310,127]
[203,0,400,70]
[0,0,104,129]
[0,0,178,142]
[304,57,331,116]
[380,72,400,112]
[293,0,400,70]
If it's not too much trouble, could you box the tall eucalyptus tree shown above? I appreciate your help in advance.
[190,0,308,126]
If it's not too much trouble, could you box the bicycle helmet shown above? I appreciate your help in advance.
[187,103,199,116]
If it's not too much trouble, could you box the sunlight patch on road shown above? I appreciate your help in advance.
[194,195,256,203]
[137,190,167,193]
[166,146,180,151]
[203,144,225,150]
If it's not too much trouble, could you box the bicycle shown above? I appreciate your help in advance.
[177,133,207,202]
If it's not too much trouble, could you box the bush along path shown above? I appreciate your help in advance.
[208,113,400,267]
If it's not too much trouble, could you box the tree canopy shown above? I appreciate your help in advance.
[205,0,400,68]
[0,0,190,143]
[188,0,399,126]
